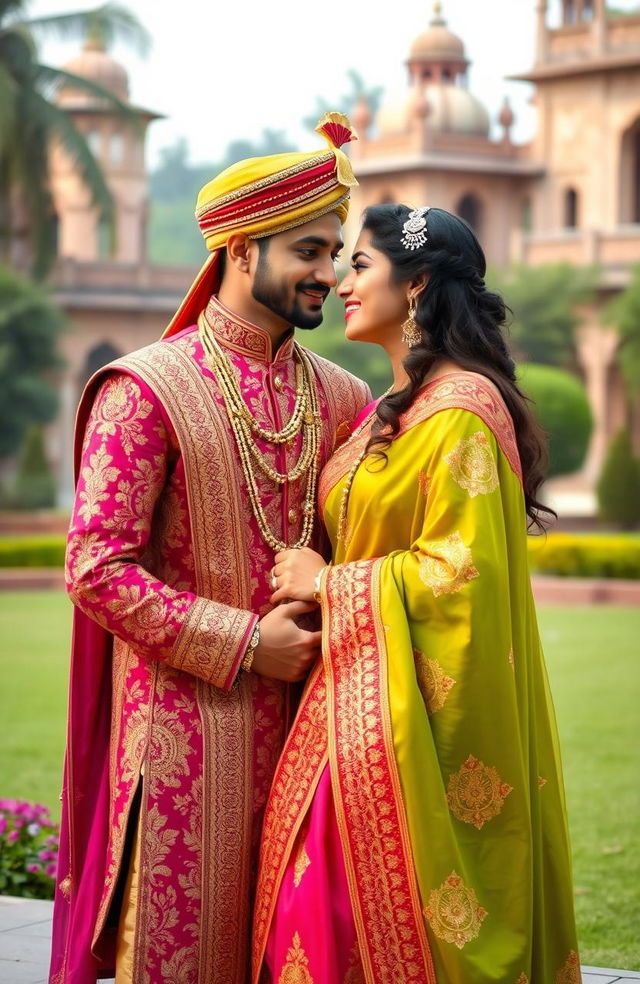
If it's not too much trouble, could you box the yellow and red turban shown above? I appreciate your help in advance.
[163,113,358,337]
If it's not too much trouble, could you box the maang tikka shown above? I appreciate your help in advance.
[401,206,431,250]
[401,294,421,348]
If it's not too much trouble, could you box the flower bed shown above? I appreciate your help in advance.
[0,799,58,899]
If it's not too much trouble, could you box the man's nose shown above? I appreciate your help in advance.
[315,256,338,288]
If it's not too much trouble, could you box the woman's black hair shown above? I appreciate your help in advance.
[361,203,554,532]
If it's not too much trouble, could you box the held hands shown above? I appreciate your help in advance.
[252,600,321,683]
[270,547,326,605]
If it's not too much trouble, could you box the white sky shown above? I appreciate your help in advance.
[24,0,640,167]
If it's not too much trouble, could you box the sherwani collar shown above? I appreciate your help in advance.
[205,295,295,364]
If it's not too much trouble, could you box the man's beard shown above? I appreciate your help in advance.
[251,252,328,330]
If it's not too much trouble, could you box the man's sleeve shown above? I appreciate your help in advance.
[65,372,256,692]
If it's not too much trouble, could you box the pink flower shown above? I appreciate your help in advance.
[0,816,7,835]
[26,863,41,874]
[45,863,57,878]
[7,830,20,844]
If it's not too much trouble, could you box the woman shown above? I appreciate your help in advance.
[252,205,581,984]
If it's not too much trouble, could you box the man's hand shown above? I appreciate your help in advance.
[251,600,321,682]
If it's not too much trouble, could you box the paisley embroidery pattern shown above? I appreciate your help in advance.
[555,950,582,984]
[277,932,315,984]
[424,870,487,949]
[414,649,456,715]
[445,431,499,498]
[418,531,479,597]
[446,755,512,829]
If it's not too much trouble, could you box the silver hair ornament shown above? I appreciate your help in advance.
[401,207,431,250]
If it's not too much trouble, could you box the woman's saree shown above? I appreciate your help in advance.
[254,372,581,984]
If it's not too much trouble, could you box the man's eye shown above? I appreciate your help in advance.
[299,249,316,258]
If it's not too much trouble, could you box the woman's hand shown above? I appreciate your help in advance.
[270,547,326,605]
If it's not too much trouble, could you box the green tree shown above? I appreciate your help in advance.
[0,263,65,459]
[606,262,640,400]
[518,362,593,477]
[491,263,594,370]
[0,1,150,279]
[596,428,640,528]
[8,424,57,508]
[302,69,383,132]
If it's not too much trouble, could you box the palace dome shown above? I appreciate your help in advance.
[58,39,129,105]
[377,83,490,139]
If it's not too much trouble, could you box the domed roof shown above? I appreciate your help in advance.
[409,3,466,64]
[377,83,489,139]
[58,39,129,105]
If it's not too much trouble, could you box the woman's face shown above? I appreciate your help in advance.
[337,228,409,346]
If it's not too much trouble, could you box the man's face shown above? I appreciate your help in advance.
[250,213,343,330]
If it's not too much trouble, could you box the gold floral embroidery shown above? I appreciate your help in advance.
[537,776,548,789]
[88,375,154,455]
[278,931,315,984]
[424,870,487,949]
[108,455,165,533]
[555,950,581,984]
[414,649,456,715]
[508,645,515,670]
[59,875,72,898]
[419,531,479,597]
[293,825,311,888]
[445,431,499,497]
[77,445,119,523]
[515,975,529,984]
[417,469,431,498]
[446,755,512,829]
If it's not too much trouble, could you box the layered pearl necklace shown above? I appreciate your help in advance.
[198,310,322,552]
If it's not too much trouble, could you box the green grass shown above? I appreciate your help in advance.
[0,593,638,968]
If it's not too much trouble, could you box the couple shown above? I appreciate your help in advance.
[50,114,580,984]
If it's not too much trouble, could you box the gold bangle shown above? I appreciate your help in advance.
[313,567,327,604]
[241,622,260,673]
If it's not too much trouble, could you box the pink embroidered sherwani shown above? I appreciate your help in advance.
[49,299,370,984]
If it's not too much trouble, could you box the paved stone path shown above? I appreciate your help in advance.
[1,897,639,983]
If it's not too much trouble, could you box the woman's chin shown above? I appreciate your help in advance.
[345,321,370,343]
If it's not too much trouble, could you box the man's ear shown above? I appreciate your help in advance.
[226,233,254,272]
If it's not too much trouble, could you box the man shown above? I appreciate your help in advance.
[49,113,370,984]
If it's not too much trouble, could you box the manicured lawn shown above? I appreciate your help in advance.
[0,592,638,968]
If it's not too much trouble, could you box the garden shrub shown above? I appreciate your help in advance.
[7,426,57,510]
[518,363,593,477]
[596,429,640,529]
[0,536,66,567]
[527,533,640,579]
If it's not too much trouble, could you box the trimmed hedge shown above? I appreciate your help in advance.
[527,533,640,580]
[0,536,66,568]
[1,533,639,580]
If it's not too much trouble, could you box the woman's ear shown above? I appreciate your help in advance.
[409,273,429,301]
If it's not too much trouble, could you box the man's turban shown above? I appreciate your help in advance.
[163,113,358,337]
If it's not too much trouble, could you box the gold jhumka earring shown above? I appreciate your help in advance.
[401,295,421,348]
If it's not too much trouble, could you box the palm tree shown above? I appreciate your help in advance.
[0,1,150,279]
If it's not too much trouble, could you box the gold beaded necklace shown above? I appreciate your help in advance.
[336,390,392,546]
[198,311,322,552]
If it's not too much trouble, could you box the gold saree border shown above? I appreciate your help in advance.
[323,559,437,984]
[251,661,329,983]
[319,371,522,515]
[101,340,255,983]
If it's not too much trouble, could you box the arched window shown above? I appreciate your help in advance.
[564,187,579,228]
[620,117,640,224]
[86,129,101,158]
[583,0,594,22]
[562,0,577,25]
[456,193,483,235]
[81,342,122,388]
[110,133,124,166]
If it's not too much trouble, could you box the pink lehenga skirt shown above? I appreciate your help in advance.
[263,764,363,983]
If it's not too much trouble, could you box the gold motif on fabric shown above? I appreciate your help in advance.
[515,975,529,984]
[446,755,512,829]
[556,950,581,984]
[278,932,315,984]
[87,375,154,455]
[445,431,499,497]
[292,822,311,888]
[77,445,119,523]
[417,469,432,498]
[508,646,515,670]
[414,649,456,715]
[537,776,548,789]
[423,870,487,949]
[418,531,479,597]
[59,875,72,898]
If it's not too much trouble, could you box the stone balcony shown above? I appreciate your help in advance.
[514,225,640,287]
